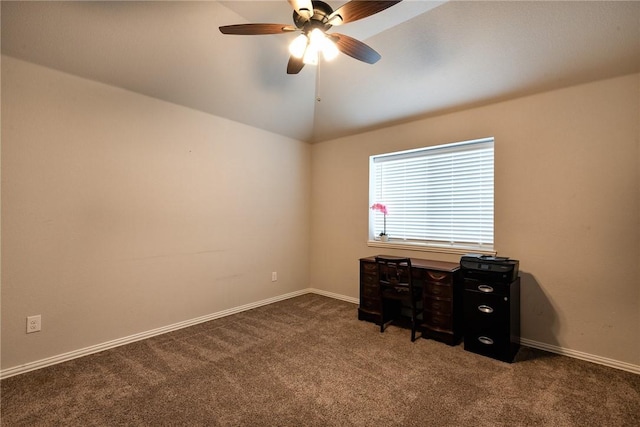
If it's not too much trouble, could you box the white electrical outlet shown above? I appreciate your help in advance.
[27,315,42,334]
[271,272,277,282]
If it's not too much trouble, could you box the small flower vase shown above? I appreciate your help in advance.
[380,235,389,242]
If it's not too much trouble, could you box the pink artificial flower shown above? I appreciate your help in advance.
[370,203,388,215]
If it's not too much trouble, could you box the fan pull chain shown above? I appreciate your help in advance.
[315,60,321,102]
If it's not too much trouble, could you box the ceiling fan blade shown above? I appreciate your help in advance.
[329,33,381,64]
[328,1,402,26]
[219,23,297,35]
[288,0,314,21]
[287,56,305,74]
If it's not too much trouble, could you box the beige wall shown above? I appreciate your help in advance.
[310,74,640,366]
[1,56,311,369]
[2,53,638,372]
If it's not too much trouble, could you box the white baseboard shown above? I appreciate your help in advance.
[308,288,359,305]
[1,289,311,380]
[520,338,640,375]
[2,290,637,378]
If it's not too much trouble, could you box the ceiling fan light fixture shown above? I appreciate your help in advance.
[289,34,308,58]
[308,28,339,62]
[299,8,312,20]
[302,43,319,65]
[291,29,335,65]
[327,15,343,26]
[308,28,325,45]
[320,36,339,61]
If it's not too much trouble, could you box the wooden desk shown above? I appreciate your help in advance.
[358,255,462,345]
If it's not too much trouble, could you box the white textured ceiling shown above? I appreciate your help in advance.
[2,1,639,143]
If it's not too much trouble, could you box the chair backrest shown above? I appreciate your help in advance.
[375,257,413,290]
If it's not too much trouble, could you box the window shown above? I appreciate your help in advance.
[369,137,494,253]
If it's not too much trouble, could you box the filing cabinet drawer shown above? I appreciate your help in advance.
[463,291,509,329]
[463,327,514,362]
[463,278,510,295]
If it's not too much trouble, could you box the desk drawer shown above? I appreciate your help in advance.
[361,261,377,274]
[426,271,452,284]
[361,283,378,299]
[425,297,452,315]
[361,272,377,287]
[424,282,453,299]
[424,312,453,331]
[360,296,379,313]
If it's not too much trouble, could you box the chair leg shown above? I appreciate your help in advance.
[411,324,420,342]
[410,302,420,342]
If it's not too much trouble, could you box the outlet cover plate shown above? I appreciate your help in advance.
[27,315,41,333]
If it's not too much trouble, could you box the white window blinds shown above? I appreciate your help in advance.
[370,138,494,251]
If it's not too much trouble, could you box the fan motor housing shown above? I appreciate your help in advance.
[293,0,334,31]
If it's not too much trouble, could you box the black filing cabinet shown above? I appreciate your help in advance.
[461,255,520,363]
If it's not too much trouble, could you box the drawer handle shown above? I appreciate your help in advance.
[478,336,494,345]
[478,285,494,293]
[478,305,494,314]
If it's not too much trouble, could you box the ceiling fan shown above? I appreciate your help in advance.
[219,0,402,74]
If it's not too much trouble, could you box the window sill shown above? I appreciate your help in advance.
[367,240,496,256]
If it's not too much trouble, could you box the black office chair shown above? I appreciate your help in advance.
[375,257,423,342]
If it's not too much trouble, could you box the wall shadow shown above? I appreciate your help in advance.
[513,271,561,362]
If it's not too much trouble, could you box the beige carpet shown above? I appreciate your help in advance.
[2,294,639,426]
